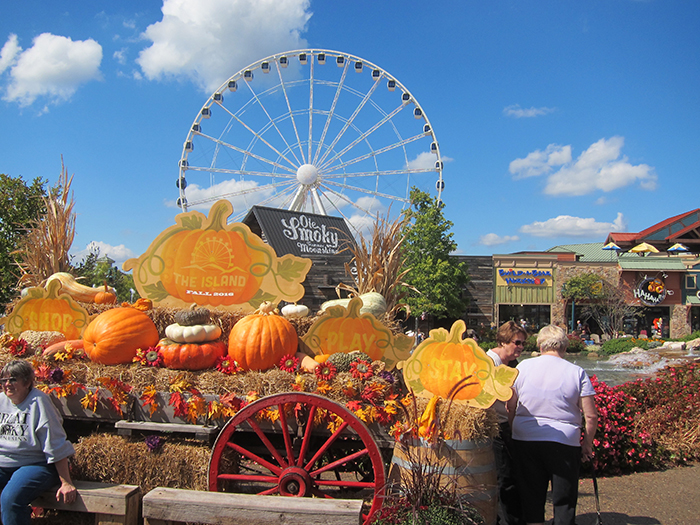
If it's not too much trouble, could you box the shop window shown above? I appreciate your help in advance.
[686,275,697,289]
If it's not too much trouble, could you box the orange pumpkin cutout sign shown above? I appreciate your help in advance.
[123,200,312,312]
[401,320,518,409]
[0,280,89,339]
[301,296,413,371]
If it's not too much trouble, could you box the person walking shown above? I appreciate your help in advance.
[507,325,598,525]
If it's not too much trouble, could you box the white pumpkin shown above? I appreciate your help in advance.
[164,323,222,344]
[320,291,387,318]
[281,303,310,318]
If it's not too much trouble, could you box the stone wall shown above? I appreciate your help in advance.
[670,304,692,339]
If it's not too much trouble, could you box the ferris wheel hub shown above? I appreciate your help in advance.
[296,164,320,186]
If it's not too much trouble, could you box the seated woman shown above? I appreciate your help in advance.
[0,359,77,525]
[507,325,598,525]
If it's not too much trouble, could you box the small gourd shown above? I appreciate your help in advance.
[281,303,310,318]
[174,303,211,326]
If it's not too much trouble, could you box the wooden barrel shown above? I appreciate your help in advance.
[389,437,497,525]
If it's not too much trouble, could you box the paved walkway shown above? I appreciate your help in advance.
[543,463,700,524]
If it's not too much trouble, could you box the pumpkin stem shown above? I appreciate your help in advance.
[204,200,233,232]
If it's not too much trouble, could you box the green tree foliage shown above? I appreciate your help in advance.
[402,188,469,320]
[0,174,47,304]
[562,273,640,336]
[73,245,136,303]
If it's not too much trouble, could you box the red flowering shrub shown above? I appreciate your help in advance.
[591,375,659,475]
[620,362,700,463]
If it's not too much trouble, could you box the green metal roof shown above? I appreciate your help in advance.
[547,242,629,263]
[617,258,687,271]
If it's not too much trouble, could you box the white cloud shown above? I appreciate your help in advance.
[503,104,555,118]
[2,33,102,107]
[165,178,276,212]
[509,144,571,179]
[72,241,136,267]
[479,233,520,246]
[113,48,127,65]
[520,212,627,238]
[136,0,312,93]
[510,137,657,196]
[0,34,21,74]
[405,151,453,171]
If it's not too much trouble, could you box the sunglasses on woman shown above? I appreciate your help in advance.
[0,377,19,385]
[512,340,525,346]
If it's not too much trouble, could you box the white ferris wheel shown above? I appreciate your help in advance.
[176,49,444,234]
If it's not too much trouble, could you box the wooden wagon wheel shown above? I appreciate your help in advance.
[208,392,386,523]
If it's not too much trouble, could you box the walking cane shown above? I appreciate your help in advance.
[591,466,603,525]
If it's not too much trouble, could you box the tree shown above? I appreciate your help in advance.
[73,245,136,303]
[562,273,640,336]
[0,173,47,304]
[401,188,469,320]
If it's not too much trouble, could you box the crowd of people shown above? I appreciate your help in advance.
[488,321,599,525]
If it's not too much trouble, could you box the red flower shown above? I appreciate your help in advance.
[215,355,242,375]
[315,362,337,381]
[133,347,164,367]
[279,354,299,373]
[350,359,373,380]
[8,338,29,357]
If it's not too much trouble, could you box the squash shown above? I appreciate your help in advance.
[165,323,222,343]
[281,303,309,318]
[320,291,387,318]
[83,308,159,365]
[297,351,319,372]
[174,303,211,326]
[94,281,117,305]
[157,338,226,370]
[228,302,298,371]
[43,339,84,358]
[45,273,116,303]
[121,298,153,311]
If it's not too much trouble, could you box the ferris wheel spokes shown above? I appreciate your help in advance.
[318,102,407,173]
[276,61,308,165]
[316,76,384,169]
[312,60,350,167]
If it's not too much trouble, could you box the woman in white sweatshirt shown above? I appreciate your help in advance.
[0,359,77,525]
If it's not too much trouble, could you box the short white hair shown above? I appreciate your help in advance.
[537,325,569,353]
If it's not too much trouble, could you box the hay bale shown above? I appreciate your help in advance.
[71,433,212,494]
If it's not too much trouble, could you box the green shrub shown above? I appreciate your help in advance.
[600,337,651,355]
[523,334,538,353]
[478,341,497,351]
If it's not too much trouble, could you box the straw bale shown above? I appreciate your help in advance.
[70,433,212,494]
[410,396,499,442]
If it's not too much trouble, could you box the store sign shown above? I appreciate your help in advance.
[634,276,667,306]
[244,206,354,258]
[497,268,553,286]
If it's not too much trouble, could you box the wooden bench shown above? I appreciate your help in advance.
[142,487,364,525]
[115,420,220,442]
[32,480,141,525]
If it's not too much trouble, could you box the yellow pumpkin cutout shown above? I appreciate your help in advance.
[401,320,518,409]
[123,200,312,312]
[300,296,412,370]
[0,280,90,340]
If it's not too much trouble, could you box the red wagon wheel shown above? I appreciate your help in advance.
[208,392,386,523]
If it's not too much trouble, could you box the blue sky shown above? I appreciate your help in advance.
[1,0,698,268]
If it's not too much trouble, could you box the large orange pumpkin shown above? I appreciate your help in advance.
[418,330,490,401]
[1,280,89,339]
[83,308,159,365]
[159,201,270,307]
[228,302,298,371]
[157,338,226,370]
